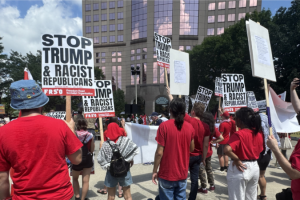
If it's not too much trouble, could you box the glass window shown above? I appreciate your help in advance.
[118,35,123,42]
[85,4,91,11]
[137,55,141,60]
[208,16,215,23]
[109,24,115,31]
[112,66,116,86]
[101,14,107,21]
[118,51,122,56]
[208,3,215,10]
[94,14,99,22]
[96,52,100,57]
[142,54,147,59]
[86,15,91,22]
[132,0,147,39]
[136,64,140,85]
[94,37,99,44]
[101,36,107,43]
[86,26,91,34]
[142,63,147,84]
[179,46,184,51]
[143,48,147,53]
[109,1,115,8]
[112,52,116,56]
[131,56,135,61]
[101,52,106,57]
[160,67,164,83]
[218,2,225,9]
[118,0,123,8]
[217,27,224,35]
[102,67,106,75]
[131,50,135,54]
[112,58,116,62]
[154,0,173,35]
[238,13,246,20]
[96,59,100,63]
[131,65,135,85]
[250,0,257,6]
[207,28,214,35]
[109,13,115,20]
[153,62,158,84]
[228,14,235,21]
[186,46,191,50]
[218,15,225,22]
[93,3,99,10]
[239,0,246,7]
[180,0,199,35]
[101,2,107,9]
[102,25,107,32]
[118,12,123,19]
[153,47,156,52]
[94,26,99,33]
[101,58,106,63]
[117,66,122,89]
[117,58,122,62]
[228,1,236,8]
[137,49,141,54]
[118,23,123,30]
[110,36,115,43]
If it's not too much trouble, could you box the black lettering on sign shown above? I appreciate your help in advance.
[42,34,54,46]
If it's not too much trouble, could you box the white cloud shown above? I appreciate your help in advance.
[0,0,82,55]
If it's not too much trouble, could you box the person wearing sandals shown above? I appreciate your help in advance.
[98,122,139,200]
[72,119,95,200]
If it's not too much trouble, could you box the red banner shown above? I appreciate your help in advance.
[224,106,247,113]
[42,88,95,96]
[84,112,115,118]
[215,93,223,97]
[157,61,170,68]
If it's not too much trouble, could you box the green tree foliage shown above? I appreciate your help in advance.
[95,67,105,80]
[113,88,125,117]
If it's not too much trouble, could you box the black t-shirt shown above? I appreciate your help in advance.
[153,119,163,126]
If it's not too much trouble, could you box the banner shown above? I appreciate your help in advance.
[46,111,66,120]
[278,91,286,101]
[154,32,172,68]
[257,100,266,111]
[215,77,223,97]
[221,73,247,112]
[246,91,259,112]
[195,86,213,110]
[185,96,189,113]
[83,80,115,118]
[41,34,95,96]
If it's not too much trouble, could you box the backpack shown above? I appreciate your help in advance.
[81,134,90,163]
[107,137,130,177]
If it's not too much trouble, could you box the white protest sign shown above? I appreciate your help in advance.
[215,77,223,97]
[190,97,195,107]
[46,111,66,120]
[257,100,267,111]
[195,86,213,110]
[83,80,115,118]
[246,19,276,82]
[170,49,190,95]
[41,34,95,96]
[247,91,259,112]
[221,73,247,113]
[185,96,189,113]
[154,32,172,68]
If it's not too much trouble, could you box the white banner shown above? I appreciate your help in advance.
[215,77,223,97]
[246,91,259,112]
[46,111,66,120]
[195,86,213,110]
[154,32,172,68]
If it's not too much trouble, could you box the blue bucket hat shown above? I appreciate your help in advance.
[151,112,159,117]
[10,80,49,110]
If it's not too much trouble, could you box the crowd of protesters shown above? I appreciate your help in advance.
[0,78,299,200]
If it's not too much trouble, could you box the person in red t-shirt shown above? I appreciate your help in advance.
[0,80,83,200]
[152,98,195,200]
[224,107,264,200]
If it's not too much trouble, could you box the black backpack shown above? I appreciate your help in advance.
[81,134,90,163]
[107,137,130,177]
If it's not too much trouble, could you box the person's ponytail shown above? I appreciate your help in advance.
[250,112,261,135]
[169,98,186,131]
[235,107,262,135]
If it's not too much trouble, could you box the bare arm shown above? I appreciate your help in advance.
[67,148,82,165]
[224,145,247,172]
[202,136,209,164]
[211,135,224,144]
[190,139,195,153]
[90,138,95,153]
[121,119,127,135]
[64,118,75,134]
[291,78,300,114]
[0,171,10,200]
[166,87,174,101]
[152,144,164,185]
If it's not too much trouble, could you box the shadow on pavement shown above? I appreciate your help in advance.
[132,172,153,184]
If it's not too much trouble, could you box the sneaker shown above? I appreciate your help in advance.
[197,188,208,194]
[278,167,282,169]
[214,170,225,174]
[209,186,215,192]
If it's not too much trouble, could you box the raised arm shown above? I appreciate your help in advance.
[290,78,300,114]
[166,86,173,101]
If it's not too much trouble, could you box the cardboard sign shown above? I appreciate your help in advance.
[0,104,5,114]
[247,91,259,112]
[195,86,213,110]
[46,111,66,120]
[170,49,190,95]
[257,100,267,111]
[83,80,115,118]
[221,73,247,112]
[41,34,95,96]
[185,96,189,113]
[215,77,223,97]
[246,19,276,82]
[154,32,172,68]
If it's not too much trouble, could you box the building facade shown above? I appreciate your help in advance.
[82,0,261,115]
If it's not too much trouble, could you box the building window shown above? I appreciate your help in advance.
[118,23,123,30]
[101,36,107,43]
[101,67,106,76]
[250,0,257,6]
[217,27,224,35]
[96,59,100,63]
[153,62,158,84]
[218,2,225,9]
[131,56,135,61]
[180,0,199,35]
[109,13,115,20]
[112,58,116,62]
[118,12,123,19]
[118,51,122,56]
[93,3,99,10]
[94,14,99,22]
[131,65,135,85]
[118,58,122,62]
[207,28,214,35]
[109,1,115,9]
[109,24,115,31]
[85,4,91,11]
[94,26,99,33]
[131,50,135,54]
[238,13,246,20]
[228,1,236,8]
[239,0,246,7]
[101,14,107,21]
[132,0,147,39]
[228,14,235,21]
[142,54,147,59]
[101,52,106,57]
[186,46,191,50]
[117,66,122,89]
[86,15,91,22]
[179,46,184,51]
[101,2,107,9]
[160,67,164,83]
[112,52,116,56]
[143,48,147,53]
[218,15,225,22]
[118,35,123,42]
[101,58,106,63]
[208,16,215,23]
[208,3,215,10]
[142,63,147,84]
[96,52,100,57]
[118,0,123,8]
[137,49,141,54]
[94,37,99,44]
[112,66,116,87]
[86,26,91,34]
[102,25,107,32]
[154,0,173,35]
[137,55,141,60]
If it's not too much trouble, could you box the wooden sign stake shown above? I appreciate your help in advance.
[66,96,71,122]
[99,117,104,146]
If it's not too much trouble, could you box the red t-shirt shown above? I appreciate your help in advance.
[0,115,83,200]
[156,119,195,181]
[184,114,210,157]
[219,121,231,144]
[227,129,264,161]
[290,140,300,200]
[207,127,221,158]
[230,119,236,137]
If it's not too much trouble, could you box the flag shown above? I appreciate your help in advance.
[278,91,286,101]
[24,67,33,80]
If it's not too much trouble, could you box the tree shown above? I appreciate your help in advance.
[95,67,105,80]
[113,88,125,117]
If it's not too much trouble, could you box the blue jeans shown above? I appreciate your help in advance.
[158,178,187,200]
[188,155,202,200]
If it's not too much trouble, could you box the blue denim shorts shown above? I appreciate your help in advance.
[104,170,133,188]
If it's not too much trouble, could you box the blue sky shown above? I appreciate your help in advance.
[0,0,293,55]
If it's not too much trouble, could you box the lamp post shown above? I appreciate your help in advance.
[131,65,140,105]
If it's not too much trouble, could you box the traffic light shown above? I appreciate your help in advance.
[136,64,140,75]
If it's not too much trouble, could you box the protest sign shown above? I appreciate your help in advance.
[195,86,213,110]
[0,104,5,114]
[247,91,259,112]
[170,49,190,95]
[185,96,189,113]
[154,32,172,68]
[46,111,66,120]
[83,80,115,118]
[221,73,247,112]
[41,34,95,96]
[257,100,266,111]
[215,77,223,97]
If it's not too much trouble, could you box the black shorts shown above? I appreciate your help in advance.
[257,150,271,171]
[72,153,93,171]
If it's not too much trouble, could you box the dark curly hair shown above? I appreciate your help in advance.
[169,98,186,130]
[235,107,261,135]
[200,111,216,136]
[77,118,87,131]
